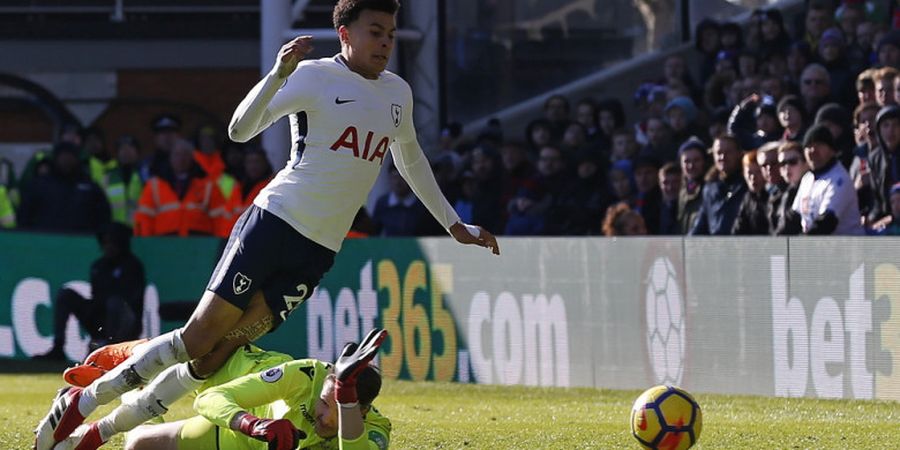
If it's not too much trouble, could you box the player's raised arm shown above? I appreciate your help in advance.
[228,35,315,143]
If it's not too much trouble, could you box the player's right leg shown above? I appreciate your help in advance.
[35,207,272,450]
[124,415,250,450]
[34,292,244,450]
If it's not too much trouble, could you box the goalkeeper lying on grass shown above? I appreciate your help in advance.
[53,329,390,450]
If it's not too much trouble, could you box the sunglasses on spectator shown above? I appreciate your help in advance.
[780,157,801,166]
[802,79,827,86]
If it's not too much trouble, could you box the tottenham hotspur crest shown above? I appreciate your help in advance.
[233,272,252,295]
[391,104,402,127]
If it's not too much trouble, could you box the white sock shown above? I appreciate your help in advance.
[79,329,190,416]
[96,363,202,442]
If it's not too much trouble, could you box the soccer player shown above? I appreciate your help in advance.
[56,329,389,450]
[34,0,499,448]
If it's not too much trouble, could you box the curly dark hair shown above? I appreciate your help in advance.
[333,0,400,30]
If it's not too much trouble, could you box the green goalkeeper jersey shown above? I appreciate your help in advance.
[194,345,391,450]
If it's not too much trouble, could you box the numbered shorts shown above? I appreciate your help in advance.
[207,205,336,331]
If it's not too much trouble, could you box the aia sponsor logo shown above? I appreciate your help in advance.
[330,126,390,165]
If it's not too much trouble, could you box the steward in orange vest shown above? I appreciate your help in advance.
[223,148,273,231]
[134,140,230,237]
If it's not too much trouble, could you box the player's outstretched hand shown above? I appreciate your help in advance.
[237,414,305,450]
[334,328,388,404]
[275,35,314,79]
[449,222,500,255]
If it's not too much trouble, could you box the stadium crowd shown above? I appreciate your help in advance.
[1,0,899,238]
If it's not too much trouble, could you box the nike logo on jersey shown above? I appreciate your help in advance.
[335,97,356,105]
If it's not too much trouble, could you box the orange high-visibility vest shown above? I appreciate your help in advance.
[193,150,225,181]
[134,176,230,237]
[223,177,272,232]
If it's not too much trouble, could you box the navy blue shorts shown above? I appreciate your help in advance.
[206,205,336,330]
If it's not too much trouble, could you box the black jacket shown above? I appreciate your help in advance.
[689,171,748,235]
[91,253,146,324]
[18,170,110,233]
[732,190,770,235]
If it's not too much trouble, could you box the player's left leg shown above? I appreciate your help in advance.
[122,420,185,450]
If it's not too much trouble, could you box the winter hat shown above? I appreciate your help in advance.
[678,136,707,157]
[665,96,698,123]
[820,27,845,47]
[802,124,836,149]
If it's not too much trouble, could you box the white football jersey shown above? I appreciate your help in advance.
[252,55,417,251]
[792,160,864,235]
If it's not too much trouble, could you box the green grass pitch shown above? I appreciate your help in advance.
[3,373,899,449]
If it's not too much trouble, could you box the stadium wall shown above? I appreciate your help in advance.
[1,232,899,401]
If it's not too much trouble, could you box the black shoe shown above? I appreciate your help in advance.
[32,347,66,361]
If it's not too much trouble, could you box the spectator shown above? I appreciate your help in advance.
[799,0,835,50]
[193,125,226,181]
[729,93,782,150]
[607,159,635,208]
[453,170,476,224]
[850,101,881,215]
[633,156,662,234]
[535,145,571,235]
[708,106,731,141]
[504,186,546,236]
[574,98,601,145]
[787,42,814,91]
[874,67,897,107]
[224,148,274,230]
[759,75,786,102]
[720,22,744,53]
[560,150,607,235]
[20,123,83,188]
[640,117,675,163]
[543,94,571,142]
[817,27,857,106]
[777,94,809,142]
[756,141,788,234]
[877,29,900,69]
[733,150,770,235]
[610,128,638,163]
[662,54,700,101]
[371,164,430,236]
[32,222,145,360]
[814,103,856,169]
[18,142,111,233]
[773,141,807,235]
[738,50,759,78]
[83,127,114,187]
[561,122,589,155]
[794,125,864,235]
[0,184,14,228]
[221,140,246,180]
[799,63,832,117]
[677,137,708,235]
[695,19,721,84]
[856,68,877,105]
[525,118,554,155]
[602,202,647,236]
[658,162,682,234]
[500,141,536,202]
[859,105,900,227]
[665,96,703,153]
[755,8,791,57]
[870,182,900,234]
[855,20,879,62]
[103,135,144,226]
[139,114,182,182]
[133,139,229,237]
[597,98,626,151]
[690,135,747,235]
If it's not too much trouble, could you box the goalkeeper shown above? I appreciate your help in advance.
[58,329,390,450]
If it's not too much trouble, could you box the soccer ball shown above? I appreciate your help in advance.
[630,385,702,450]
